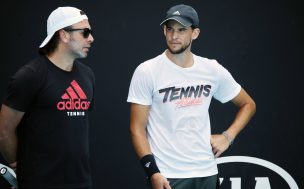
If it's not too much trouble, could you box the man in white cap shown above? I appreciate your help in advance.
[127,4,256,189]
[0,6,95,189]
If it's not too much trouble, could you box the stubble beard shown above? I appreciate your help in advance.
[167,41,192,54]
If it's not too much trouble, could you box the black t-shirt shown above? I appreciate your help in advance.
[4,56,95,188]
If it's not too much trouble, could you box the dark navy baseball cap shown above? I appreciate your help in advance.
[160,4,199,28]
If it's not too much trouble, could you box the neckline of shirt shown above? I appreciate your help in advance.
[162,51,197,71]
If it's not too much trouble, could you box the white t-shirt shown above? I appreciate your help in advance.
[127,52,241,178]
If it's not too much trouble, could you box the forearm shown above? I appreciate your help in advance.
[226,102,256,139]
[130,128,152,158]
[0,105,23,165]
[130,103,153,158]
[0,130,17,164]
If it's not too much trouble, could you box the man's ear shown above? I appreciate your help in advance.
[192,28,200,40]
[163,25,167,37]
[59,29,69,43]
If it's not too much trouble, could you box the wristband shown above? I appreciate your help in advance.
[222,131,234,145]
[140,154,160,178]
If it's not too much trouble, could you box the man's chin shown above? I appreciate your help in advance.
[168,48,185,54]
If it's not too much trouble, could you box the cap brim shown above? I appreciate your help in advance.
[39,14,88,48]
[160,16,192,27]
[39,31,55,48]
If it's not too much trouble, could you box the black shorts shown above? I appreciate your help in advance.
[147,174,219,189]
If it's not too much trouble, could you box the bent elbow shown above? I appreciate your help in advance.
[249,100,256,116]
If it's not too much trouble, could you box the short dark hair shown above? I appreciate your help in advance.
[38,31,61,56]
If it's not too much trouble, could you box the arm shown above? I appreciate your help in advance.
[0,104,24,169]
[130,103,171,189]
[211,88,256,157]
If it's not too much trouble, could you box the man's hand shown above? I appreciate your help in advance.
[150,173,171,189]
[9,162,17,172]
[211,134,230,157]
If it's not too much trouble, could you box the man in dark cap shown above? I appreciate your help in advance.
[128,4,256,189]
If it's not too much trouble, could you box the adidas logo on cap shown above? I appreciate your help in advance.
[172,11,180,15]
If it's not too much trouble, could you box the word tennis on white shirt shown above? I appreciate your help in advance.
[159,85,211,103]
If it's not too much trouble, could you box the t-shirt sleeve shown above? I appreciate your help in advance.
[3,65,41,112]
[213,64,241,103]
[127,63,153,105]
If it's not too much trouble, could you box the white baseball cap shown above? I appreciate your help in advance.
[39,6,88,48]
